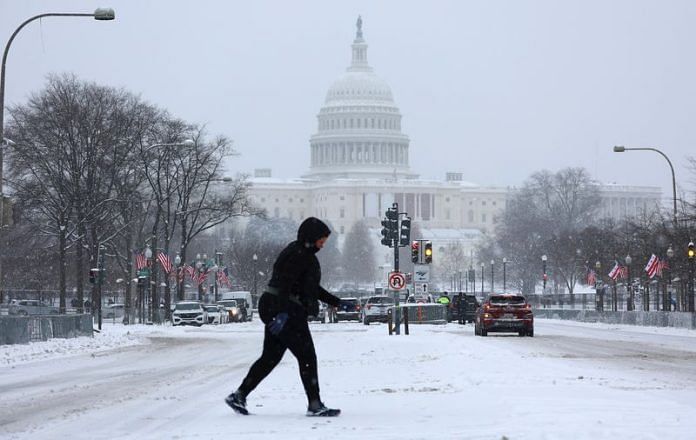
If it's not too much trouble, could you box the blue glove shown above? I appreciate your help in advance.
[268,312,289,335]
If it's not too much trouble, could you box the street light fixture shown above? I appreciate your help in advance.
[613,145,678,225]
[0,7,115,298]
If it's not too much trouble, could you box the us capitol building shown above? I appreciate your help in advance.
[244,18,661,263]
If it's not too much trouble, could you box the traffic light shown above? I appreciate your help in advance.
[399,217,411,247]
[380,207,399,247]
[424,241,433,264]
[411,241,420,263]
[89,268,97,284]
[381,219,392,246]
[689,241,695,260]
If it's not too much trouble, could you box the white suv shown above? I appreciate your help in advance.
[8,299,59,316]
[362,295,394,325]
[172,301,207,326]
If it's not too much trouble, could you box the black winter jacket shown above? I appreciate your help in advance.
[265,217,340,316]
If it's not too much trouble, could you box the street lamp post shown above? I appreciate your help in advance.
[144,244,153,322]
[625,254,633,311]
[490,260,495,293]
[173,254,181,315]
[595,260,603,312]
[613,146,678,225]
[541,255,547,294]
[666,245,674,311]
[480,263,484,295]
[214,250,223,303]
[688,241,695,313]
[0,7,115,299]
[252,253,258,307]
[502,257,507,293]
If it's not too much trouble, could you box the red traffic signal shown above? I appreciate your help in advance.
[411,241,420,263]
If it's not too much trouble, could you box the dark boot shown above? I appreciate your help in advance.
[225,391,249,415]
[306,402,341,417]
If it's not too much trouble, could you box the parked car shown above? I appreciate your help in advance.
[335,297,360,322]
[362,295,394,325]
[217,299,243,323]
[8,299,59,316]
[103,303,125,319]
[172,301,207,326]
[475,294,533,337]
[308,301,327,323]
[204,305,227,324]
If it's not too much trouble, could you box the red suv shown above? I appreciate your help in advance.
[475,294,534,337]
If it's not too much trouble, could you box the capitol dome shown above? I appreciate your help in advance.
[305,17,416,181]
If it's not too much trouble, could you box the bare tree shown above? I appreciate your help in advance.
[174,130,259,301]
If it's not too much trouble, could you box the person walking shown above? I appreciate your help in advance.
[226,217,344,417]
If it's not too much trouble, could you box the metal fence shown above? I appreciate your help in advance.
[0,314,93,345]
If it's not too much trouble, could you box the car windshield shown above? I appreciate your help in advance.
[342,299,358,305]
[489,296,525,305]
[218,301,237,307]
[368,296,394,304]
[205,306,218,312]
[175,303,201,310]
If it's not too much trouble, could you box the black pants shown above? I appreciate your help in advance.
[237,294,321,406]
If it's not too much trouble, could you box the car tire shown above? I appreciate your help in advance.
[528,328,534,337]
[363,318,370,325]
[480,328,487,337]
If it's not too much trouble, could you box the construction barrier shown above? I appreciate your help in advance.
[399,303,448,325]
[0,314,93,345]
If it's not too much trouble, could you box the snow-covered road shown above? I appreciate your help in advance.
[1,319,695,439]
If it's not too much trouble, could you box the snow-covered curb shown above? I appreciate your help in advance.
[1,324,151,366]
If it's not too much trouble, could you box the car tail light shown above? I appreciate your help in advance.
[356,305,361,311]
[483,303,491,311]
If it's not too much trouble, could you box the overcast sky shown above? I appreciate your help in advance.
[3,0,696,205]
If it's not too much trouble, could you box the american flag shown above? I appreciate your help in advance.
[198,268,210,285]
[217,268,232,287]
[586,269,597,286]
[656,259,669,277]
[157,252,172,274]
[135,252,147,270]
[645,254,660,279]
[185,265,196,280]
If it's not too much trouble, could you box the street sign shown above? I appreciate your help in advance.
[413,265,430,282]
[388,272,406,290]
[138,268,150,277]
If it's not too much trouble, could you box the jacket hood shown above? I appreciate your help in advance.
[297,217,331,249]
